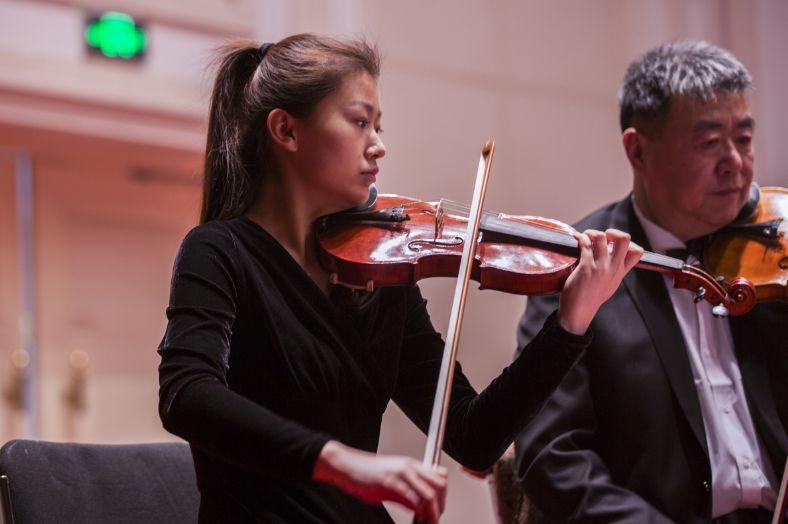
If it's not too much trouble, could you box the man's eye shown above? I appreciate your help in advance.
[737,136,752,147]
[702,138,720,149]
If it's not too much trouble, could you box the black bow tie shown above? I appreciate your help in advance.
[665,237,706,262]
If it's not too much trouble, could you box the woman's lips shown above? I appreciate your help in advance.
[361,168,378,183]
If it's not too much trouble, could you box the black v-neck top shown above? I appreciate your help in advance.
[158,217,590,523]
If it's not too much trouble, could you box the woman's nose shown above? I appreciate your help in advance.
[366,136,386,159]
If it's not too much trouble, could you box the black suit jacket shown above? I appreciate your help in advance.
[514,195,788,524]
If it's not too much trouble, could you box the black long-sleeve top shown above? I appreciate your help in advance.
[158,216,591,523]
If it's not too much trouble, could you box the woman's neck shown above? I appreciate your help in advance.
[246,171,332,293]
[248,203,313,264]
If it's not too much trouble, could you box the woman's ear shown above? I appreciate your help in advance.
[267,108,298,152]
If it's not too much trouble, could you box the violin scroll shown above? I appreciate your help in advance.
[669,264,755,317]
[725,276,757,316]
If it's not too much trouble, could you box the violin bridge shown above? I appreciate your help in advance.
[435,200,445,239]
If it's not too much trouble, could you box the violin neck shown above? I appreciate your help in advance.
[480,215,576,255]
[636,251,684,273]
[472,206,751,315]
[480,215,683,273]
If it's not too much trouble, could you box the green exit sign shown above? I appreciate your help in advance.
[85,11,147,61]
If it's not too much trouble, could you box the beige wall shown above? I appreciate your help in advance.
[1,1,787,522]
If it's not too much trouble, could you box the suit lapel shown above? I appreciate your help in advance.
[614,198,710,456]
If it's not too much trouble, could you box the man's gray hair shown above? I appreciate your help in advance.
[618,41,752,132]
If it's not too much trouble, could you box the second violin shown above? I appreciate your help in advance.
[703,185,787,303]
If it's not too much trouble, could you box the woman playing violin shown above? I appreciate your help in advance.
[157,33,642,524]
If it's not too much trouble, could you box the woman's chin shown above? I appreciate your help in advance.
[351,185,376,208]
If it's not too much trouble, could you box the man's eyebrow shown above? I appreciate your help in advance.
[737,116,755,130]
[692,120,722,133]
[692,116,755,133]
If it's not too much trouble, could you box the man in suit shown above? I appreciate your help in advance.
[514,41,788,524]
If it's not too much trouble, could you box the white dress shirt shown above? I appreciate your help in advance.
[633,198,778,517]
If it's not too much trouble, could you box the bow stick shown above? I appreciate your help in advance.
[413,141,495,523]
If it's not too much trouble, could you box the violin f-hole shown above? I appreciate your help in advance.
[407,237,464,252]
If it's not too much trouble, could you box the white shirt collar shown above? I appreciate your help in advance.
[631,195,686,255]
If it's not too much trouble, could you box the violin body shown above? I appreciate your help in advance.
[317,195,577,295]
[704,186,788,302]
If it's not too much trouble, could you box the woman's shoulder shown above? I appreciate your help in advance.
[180,218,245,251]
[172,219,249,275]
[170,219,251,290]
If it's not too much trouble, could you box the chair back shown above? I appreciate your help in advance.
[489,445,553,524]
[0,439,199,524]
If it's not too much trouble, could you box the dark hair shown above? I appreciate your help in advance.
[200,33,381,223]
[618,41,751,133]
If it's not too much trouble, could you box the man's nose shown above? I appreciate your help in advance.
[718,139,743,175]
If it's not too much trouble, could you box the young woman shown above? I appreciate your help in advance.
[158,33,642,523]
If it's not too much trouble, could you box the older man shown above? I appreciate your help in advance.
[515,41,787,524]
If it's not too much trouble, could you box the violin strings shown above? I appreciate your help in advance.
[438,200,561,230]
[428,199,682,268]
[438,199,578,248]
[416,199,579,252]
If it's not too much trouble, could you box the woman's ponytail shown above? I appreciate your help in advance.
[200,41,262,223]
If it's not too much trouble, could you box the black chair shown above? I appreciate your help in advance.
[0,440,199,524]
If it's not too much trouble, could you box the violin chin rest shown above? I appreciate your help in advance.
[351,183,378,212]
[735,182,760,222]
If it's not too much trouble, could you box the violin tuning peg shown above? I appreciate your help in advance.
[715,275,726,284]
[693,287,706,303]
[712,304,729,318]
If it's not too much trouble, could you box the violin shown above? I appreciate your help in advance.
[317,194,757,317]
[703,186,787,303]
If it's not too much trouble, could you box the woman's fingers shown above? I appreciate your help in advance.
[429,466,448,514]
[422,466,448,519]
[403,467,442,522]
[388,476,421,510]
[314,442,448,522]
[580,228,642,271]
[586,229,609,262]
[381,467,445,523]
[573,231,593,266]
[602,229,644,273]
[624,238,644,270]
[558,228,642,335]
[604,228,630,268]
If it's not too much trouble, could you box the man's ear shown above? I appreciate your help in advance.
[267,108,298,152]
[622,127,646,172]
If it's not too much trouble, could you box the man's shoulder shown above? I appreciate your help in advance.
[572,196,632,231]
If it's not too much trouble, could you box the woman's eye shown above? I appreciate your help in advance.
[355,119,368,128]
[374,127,383,134]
